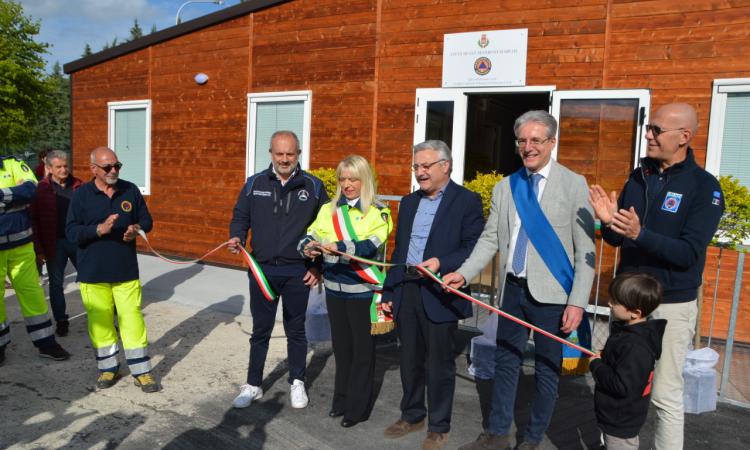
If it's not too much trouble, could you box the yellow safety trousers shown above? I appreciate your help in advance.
[80,280,151,375]
[0,242,54,348]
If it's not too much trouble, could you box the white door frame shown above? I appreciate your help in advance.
[414,86,555,188]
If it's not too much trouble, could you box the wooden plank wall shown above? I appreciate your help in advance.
[69,0,750,338]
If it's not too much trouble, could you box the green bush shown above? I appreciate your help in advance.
[713,175,750,249]
[307,167,337,200]
[464,171,504,218]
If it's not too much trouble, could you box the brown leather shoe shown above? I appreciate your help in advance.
[383,419,425,438]
[458,433,511,450]
[422,431,449,450]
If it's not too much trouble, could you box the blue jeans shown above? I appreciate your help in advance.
[47,238,78,323]
[489,279,565,444]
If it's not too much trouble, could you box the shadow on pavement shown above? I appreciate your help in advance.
[150,295,244,380]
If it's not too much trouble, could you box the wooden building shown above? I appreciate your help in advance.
[64,0,750,340]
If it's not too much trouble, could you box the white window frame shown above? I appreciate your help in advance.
[246,90,312,178]
[107,100,152,195]
[706,78,750,176]
[550,89,651,168]
[707,78,750,246]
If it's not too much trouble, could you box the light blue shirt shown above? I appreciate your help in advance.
[406,187,445,265]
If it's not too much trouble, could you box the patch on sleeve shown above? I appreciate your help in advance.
[661,191,683,213]
[712,191,721,206]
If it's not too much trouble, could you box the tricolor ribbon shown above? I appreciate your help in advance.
[138,230,594,355]
[138,230,277,302]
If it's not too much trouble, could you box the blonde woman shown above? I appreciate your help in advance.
[299,155,393,428]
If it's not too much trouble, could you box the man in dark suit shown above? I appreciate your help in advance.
[382,140,484,450]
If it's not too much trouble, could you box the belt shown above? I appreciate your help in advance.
[0,228,32,244]
[506,273,528,289]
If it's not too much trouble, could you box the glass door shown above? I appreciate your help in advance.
[413,88,468,188]
[551,89,650,191]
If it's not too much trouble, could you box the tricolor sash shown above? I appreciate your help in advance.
[510,168,591,374]
[509,169,574,294]
[332,205,394,335]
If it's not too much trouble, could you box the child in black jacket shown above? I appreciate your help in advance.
[590,272,667,449]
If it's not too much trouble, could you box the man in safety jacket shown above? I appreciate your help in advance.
[0,155,71,365]
[66,147,157,392]
[228,130,328,410]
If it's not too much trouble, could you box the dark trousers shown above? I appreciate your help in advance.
[326,291,375,422]
[489,278,565,444]
[397,280,457,433]
[247,273,310,386]
[47,238,78,322]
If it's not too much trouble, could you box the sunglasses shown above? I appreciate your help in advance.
[93,162,123,173]
[645,124,685,138]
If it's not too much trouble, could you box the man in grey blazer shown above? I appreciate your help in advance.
[444,110,595,450]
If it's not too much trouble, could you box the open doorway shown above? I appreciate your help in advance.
[463,92,549,179]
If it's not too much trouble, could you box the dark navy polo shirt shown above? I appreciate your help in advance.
[66,179,153,283]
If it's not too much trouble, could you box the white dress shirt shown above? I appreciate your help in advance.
[505,161,552,278]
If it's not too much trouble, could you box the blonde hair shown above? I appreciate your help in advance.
[333,155,377,213]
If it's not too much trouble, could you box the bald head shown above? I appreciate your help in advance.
[654,103,698,135]
[90,146,116,164]
[90,146,121,186]
[646,103,699,169]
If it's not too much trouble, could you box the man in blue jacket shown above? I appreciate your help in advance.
[67,147,156,392]
[381,140,484,450]
[228,130,327,410]
[589,103,724,450]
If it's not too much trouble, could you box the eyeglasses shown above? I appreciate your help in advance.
[645,124,685,138]
[515,137,552,148]
[411,159,446,172]
[93,162,123,173]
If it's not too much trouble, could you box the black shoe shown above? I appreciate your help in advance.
[0,345,5,365]
[56,320,69,337]
[329,409,344,418]
[341,418,359,428]
[38,343,71,361]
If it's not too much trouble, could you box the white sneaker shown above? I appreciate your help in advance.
[290,379,308,408]
[232,384,263,408]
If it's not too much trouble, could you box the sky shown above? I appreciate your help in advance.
[18,0,244,72]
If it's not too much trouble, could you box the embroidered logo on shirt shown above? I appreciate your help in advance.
[712,190,721,206]
[121,200,133,212]
[252,190,272,197]
[298,189,309,202]
[661,192,682,213]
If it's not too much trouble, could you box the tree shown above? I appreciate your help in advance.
[150,24,157,34]
[24,62,70,153]
[82,43,92,57]
[128,18,143,41]
[0,0,50,153]
[102,37,118,51]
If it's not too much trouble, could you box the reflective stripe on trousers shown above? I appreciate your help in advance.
[0,243,55,348]
[80,280,150,374]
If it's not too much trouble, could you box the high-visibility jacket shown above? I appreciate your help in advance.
[0,157,37,250]
[300,197,392,298]
[0,157,55,350]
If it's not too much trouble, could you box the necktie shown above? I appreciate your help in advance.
[512,173,542,275]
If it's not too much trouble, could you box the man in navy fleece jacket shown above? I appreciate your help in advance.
[589,103,723,450]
